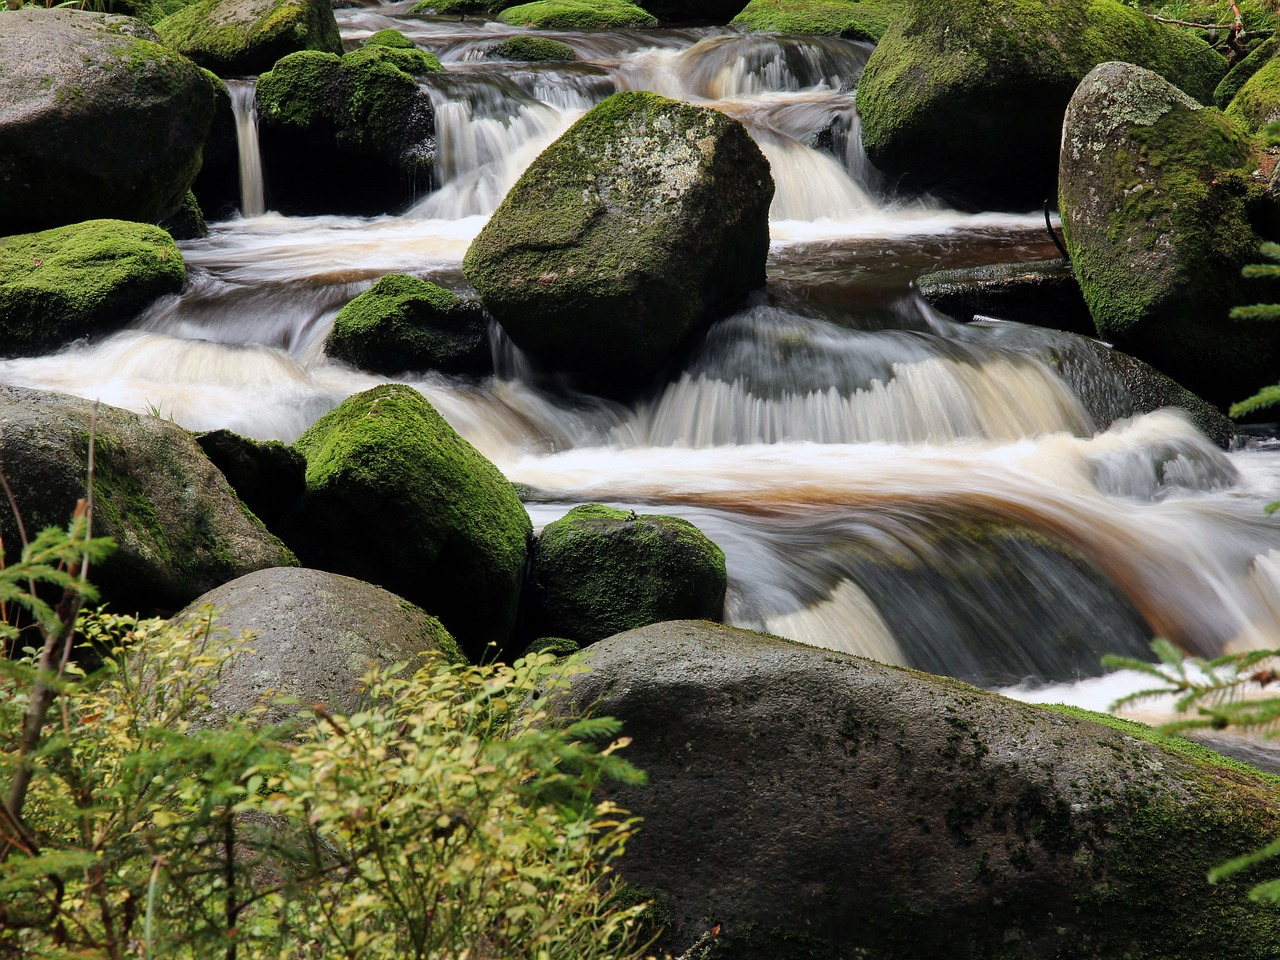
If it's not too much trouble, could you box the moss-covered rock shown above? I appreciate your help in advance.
[0,220,184,356]
[276,384,532,661]
[485,34,578,60]
[1216,32,1280,109]
[1226,51,1280,133]
[528,504,727,645]
[409,0,503,16]
[916,258,1094,334]
[1060,61,1279,409]
[556,620,1280,959]
[191,71,241,221]
[363,27,416,47]
[497,0,658,28]
[158,189,207,241]
[325,274,491,376]
[730,0,899,40]
[154,0,341,77]
[196,428,306,528]
[462,91,773,397]
[856,0,1226,209]
[254,47,440,215]
[178,567,463,725]
[0,386,296,616]
[0,9,215,233]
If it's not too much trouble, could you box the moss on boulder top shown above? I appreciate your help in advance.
[497,0,658,29]
[486,34,578,60]
[1226,53,1280,133]
[0,220,184,357]
[1059,61,1278,409]
[528,504,727,645]
[0,9,215,234]
[325,274,491,376]
[856,0,1226,209]
[731,0,899,40]
[1215,32,1280,108]
[154,0,341,77]
[276,384,532,661]
[462,91,773,397]
[254,46,440,215]
[364,27,417,47]
[556,620,1280,959]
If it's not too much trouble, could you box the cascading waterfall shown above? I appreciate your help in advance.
[6,11,1280,722]
[226,79,265,218]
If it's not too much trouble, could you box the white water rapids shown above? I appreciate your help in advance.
[6,10,1280,734]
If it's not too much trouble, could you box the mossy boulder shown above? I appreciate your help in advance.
[0,220,185,357]
[462,91,773,397]
[276,384,532,661]
[363,28,416,47]
[1226,52,1280,133]
[154,0,341,77]
[325,274,491,376]
[557,620,1280,959]
[255,47,441,215]
[177,567,462,725]
[0,387,296,616]
[497,0,658,29]
[191,72,241,221]
[1215,32,1280,109]
[1059,61,1279,409]
[730,0,899,40]
[195,428,306,527]
[409,0,502,16]
[916,258,1094,334]
[0,9,215,234]
[486,35,578,60]
[528,504,727,645]
[856,0,1226,209]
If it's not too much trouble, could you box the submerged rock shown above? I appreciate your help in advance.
[154,0,341,77]
[177,567,462,724]
[276,384,531,661]
[497,0,658,28]
[325,274,491,376]
[0,220,185,356]
[856,0,1224,209]
[559,620,1280,959]
[0,9,215,234]
[915,258,1093,334]
[730,0,899,40]
[255,46,440,215]
[463,90,773,397]
[1059,62,1278,410]
[528,504,727,645]
[0,387,296,616]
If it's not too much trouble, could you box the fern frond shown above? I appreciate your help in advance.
[1230,385,1280,418]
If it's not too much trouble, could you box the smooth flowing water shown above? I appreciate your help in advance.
[8,7,1280,715]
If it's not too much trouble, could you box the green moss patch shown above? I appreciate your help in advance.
[486,34,578,59]
[1226,52,1280,132]
[497,0,658,28]
[363,27,416,47]
[731,0,900,40]
[155,0,342,77]
[0,220,184,355]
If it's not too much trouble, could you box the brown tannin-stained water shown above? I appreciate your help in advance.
[7,4,1280,711]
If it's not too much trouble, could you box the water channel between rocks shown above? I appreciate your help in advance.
[7,5,1280,723]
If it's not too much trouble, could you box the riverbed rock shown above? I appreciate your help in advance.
[177,567,462,724]
[154,0,341,77]
[0,387,296,617]
[1059,61,1279,409]
[1215,32,1280,109]
[1226,52,1280,133]
[497,0,658,28]
[196,429,306,527]
[856,0,1225,209]
[559,620,1280,959]
[255,47,440,216]
[915,258,1093,334]
[485,35,578,61]
[527,504,726,645]
[192,73,242,222]
[0,221,185,357]
[730,0,899,40]
[0,9,216,234]
[462,91,773,397]
[325,274,491,376]
[276,384,531,661]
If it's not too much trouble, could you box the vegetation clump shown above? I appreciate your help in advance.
[497,0,659,29]
[730,0,900,40]
[487,33,579,59]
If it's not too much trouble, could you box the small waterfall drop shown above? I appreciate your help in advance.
[226,79,265,218]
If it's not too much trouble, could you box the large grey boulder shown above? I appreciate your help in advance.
[0,10,215,234]
[462,91,773,398]
[176,567,462,724]
[275,384,531,661]
[0,387,296,615]
[154,0,341,77]
[916,258,1093,334]
[1059,62,1278,410]
[560,621,1280,959]
[856,0,1224,209]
